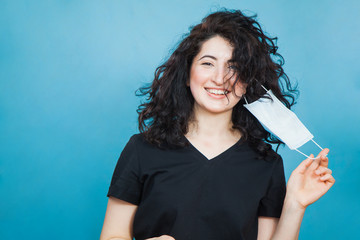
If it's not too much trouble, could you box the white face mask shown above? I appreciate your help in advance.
[243,86,323,159]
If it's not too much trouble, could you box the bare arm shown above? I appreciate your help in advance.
[257,199,305,240]
[257,217,279,240]
[100,197,138,240]
[272,198,306,240]
[100,197,176,240]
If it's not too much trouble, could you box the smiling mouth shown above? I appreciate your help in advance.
[205,88,229,95]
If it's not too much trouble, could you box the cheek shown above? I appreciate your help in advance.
[189,66,210,88]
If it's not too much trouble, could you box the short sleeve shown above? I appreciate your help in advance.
[258,155,286,218]
[107,135,143,205]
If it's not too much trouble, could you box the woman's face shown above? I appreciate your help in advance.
[189,35,246,115]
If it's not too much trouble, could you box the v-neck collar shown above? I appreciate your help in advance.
[183,136,243,162]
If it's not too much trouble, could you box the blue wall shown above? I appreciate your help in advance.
[1,1,359,239]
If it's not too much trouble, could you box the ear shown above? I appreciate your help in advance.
[241,83,248,94]
[237,83,247,95]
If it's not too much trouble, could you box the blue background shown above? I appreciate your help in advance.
[1,0,359,239]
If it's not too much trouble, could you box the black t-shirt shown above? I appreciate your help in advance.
[107,134,286,240]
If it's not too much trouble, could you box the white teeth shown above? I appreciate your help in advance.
[206,88,228,95]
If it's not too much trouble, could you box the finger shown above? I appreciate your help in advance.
[318,148,330,168]
[325,175,336,186]
[308,148,329,172]
[319,173,333,181]
[315,166,332,176]
[146,236,175,240]
[321,174,336,189]
[294,157,313,174]
[307,154,320,172]
[159,235,175,240]
[318,148,330,157]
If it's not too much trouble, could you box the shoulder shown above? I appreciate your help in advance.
[240,140,282,163]
[262,148,285,179]
[125,133,153,147]
[125,133,164,155]
[127,133,143,145]
[262,148,284,171]
[127,133,184,151]
[118,134,147,159]
[266,148,282,162]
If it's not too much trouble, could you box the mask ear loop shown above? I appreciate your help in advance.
[244,96,249,104]
[294,139,327,160]
[243,85,269,105]
[261,85,269,92]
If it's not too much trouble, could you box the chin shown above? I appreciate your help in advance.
[204,106,233,114]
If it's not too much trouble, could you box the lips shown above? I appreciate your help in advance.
[205,88,229,95]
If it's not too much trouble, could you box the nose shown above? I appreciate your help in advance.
[212,66,229,85]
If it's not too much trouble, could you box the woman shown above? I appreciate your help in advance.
[100,10,335,240]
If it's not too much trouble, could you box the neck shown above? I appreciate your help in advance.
[187,105,239,140]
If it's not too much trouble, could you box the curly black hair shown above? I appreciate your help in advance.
[136,9,298,157]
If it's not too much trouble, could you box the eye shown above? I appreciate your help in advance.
[201,62,213,66]
[228,65,236,70]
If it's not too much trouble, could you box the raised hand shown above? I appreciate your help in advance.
[285,148,335,209]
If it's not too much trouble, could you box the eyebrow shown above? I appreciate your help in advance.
[198,54,234,63]
[198,55,217,61]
